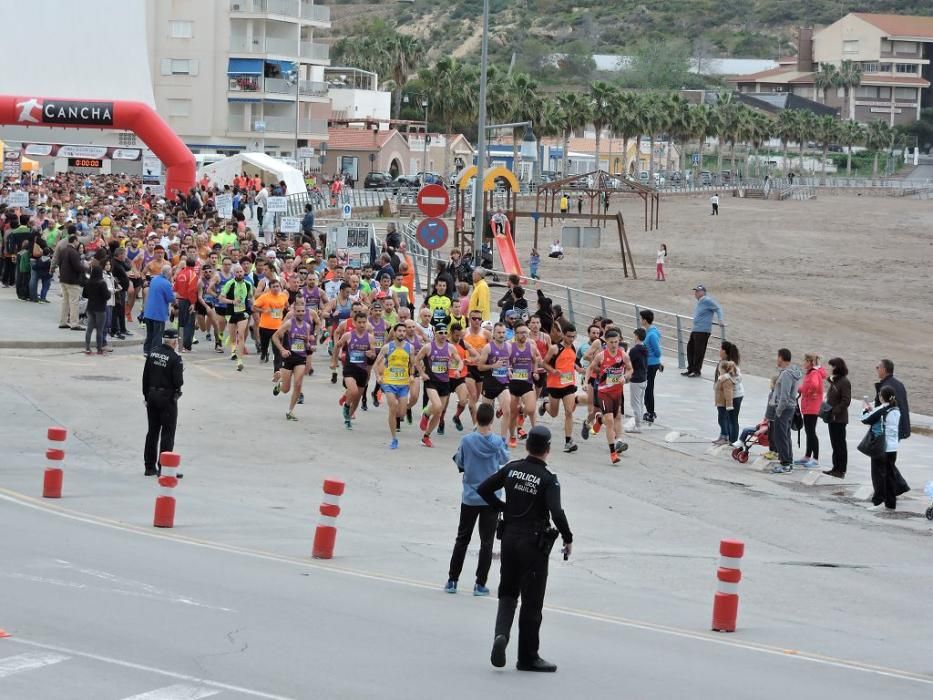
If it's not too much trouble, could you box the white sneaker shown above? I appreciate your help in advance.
[731,440,743,448]
[866,503,885,511]
[629,427,642,434]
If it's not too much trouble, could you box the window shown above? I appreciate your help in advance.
[843,40,859,53]
[895,87,918,101]
[169,20,193,38]
[167,99,191,117]
[894,40,918,54]
[895,63,918,74]
[879,63,892,72]
[160,58,199,76]
[860,62,879,73]
[855,86,878,98]
[881,39,893,53]
[878,87,891,100]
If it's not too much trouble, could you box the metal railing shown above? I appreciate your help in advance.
[301,2,330,22]
[300,41,329,61]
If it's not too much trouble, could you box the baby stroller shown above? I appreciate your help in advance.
[731,420,769,464]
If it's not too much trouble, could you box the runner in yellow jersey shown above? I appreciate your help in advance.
[372,323,418,450]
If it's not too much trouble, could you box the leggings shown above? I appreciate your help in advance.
[803,413,819,459]
[258,327,283,372]
[85,310,107,351]
[655,262,665,280]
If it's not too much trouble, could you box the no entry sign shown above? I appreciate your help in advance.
[416,183,449,218]
[416,218,449,251]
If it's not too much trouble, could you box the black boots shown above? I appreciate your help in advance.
[516,657,557,672]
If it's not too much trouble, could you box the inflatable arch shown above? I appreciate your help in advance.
[0,95,195,195]
[457,165,520,193]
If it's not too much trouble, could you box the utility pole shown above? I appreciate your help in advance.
[473,0,490,260]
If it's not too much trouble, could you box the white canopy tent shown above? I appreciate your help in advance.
[198,152,307,194]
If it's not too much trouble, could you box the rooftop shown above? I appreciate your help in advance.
[326,127,399,151]
[852,12,933,40]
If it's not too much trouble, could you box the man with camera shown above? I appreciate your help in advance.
[477,425,573,673]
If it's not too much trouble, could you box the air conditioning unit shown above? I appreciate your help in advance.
[232,4,241,10]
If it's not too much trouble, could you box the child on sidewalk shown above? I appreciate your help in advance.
[529,248,540,280]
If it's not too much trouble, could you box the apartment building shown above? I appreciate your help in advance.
[730,13,933,126]
[147,0,332,158]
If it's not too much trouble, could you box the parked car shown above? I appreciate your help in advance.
[417,172,446,186]
[699,170,712,185]
[364,172,394,189]
[719,170,732,182]
[669,171,683,183]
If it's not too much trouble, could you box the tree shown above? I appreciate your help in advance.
[556,92,591,177]
[611,92,641,177]
[665,94,692,175]
[813,63,839,105]
[714,91,741,174]
[795,111,817,174]
[838,120,865,176]
[899,107,933,153]
[813,115,839,182]
[640,94,666,181]
[688,103,715,178]
[533,96,564,180]
[388,35,425,119]
[747,112,773,178]
[419,58,477,178]
[835,60,862,121]
[505,73,540,175]
[776,109,800,175]
[622,40,695,90]
[589,81,619,173]
[866,120,892,177]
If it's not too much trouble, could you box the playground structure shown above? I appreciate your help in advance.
[453,168,655,279]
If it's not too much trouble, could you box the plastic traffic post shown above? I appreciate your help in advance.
[43,426,68,498]
[312,479,346,559]
[712,539,745,632]
[153,451,181,528]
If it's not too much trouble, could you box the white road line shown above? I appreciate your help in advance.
[121,683,220,700]
[0,651,69,678]
[4,639,295,700]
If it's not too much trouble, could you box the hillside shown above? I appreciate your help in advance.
[328,0,930,78]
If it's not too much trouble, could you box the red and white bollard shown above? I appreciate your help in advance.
[43,427,68,499]
[153,451,181,528]
[712,539,744,633]
[311,479,345,559]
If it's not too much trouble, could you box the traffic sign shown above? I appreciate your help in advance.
[416,183,449,218]
[415,218,448,251]
[342,203,352,220]
[692,153,701,166]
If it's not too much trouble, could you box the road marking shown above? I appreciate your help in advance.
[2,639,294,700]
[0,651,69,678]
[1,488,932,687]
[122,683,220,700]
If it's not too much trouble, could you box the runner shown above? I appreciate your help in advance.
[586,328,632,464]
[195,263,221,349]
[579,324,606,440]
[447,323,477,431]
[366,300,388,409]
[529,314,551,409]
[403,319,428,427]
[476,323,513,440]
[415,324,462,447]
[331,311,375,429]
[323,281,354,382]
[542,322,581,453]
[506,322,544,448]
[219,264,254,371]
[253,279,289,373]
[462,311,491,408]
[372,323,415,449]
[212,256,234,353]
[271,296,314,421]
[425,279,452,327]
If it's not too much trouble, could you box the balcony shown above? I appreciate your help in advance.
[232,76,327,97]
[230,35,298,56]
[229,0,299,19]
[301,2,330,24]
[300,41,329,62]
[228,114,327,134]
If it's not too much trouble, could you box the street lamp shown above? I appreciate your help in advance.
[318,141,327,173]
[405,94,431,176]
[473,0,490,259]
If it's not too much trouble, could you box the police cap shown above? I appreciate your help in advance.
[526,425,551,455]
[162,328,179,340]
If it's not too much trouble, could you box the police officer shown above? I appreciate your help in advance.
[477,425,572,673]
[142,328,184,476]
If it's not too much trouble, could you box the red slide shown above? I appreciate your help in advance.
[493,231,523,277]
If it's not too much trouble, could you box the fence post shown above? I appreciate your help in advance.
[566,288,575,324]
[676,316,686,370]
[634,304,641,330]
[600,296,607,319]
[720,320,726,341]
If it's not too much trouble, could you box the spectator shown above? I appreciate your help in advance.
[82,265,110,355]
[58,235,85,330]
[144,264,175,357]
[682,284,723,378]
[713,361,738,447]
[469,268,491,321]
[768,348,801,473]
[32,245,53,303]
[497,274,522,322]
[101,258,117,351]
[529,248,540,280]
[548,239,564,259]
[716,341,743,444]
[110,247,131,339]
[173,257,199,352]
[433,259,455,301]
[628,328,648,433]
[822,357,852,479]
[874,359,910,440]
[796,352,827,468]
[861,386,904,512]
[639,309,662,424]
[301,203,315,242]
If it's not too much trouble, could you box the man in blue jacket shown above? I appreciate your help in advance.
[639,309,662,423]
[143,264,175,357]
[683,284,723,378]
[445,403,509,596]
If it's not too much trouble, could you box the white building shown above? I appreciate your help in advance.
[325,67,392,124]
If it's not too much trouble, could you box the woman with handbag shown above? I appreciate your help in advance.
[822,357,852,478]
[796,353,827,468]
[860,386,901,511]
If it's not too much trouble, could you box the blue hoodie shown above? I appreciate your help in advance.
[644,325,662,366]
[454,431,509,506]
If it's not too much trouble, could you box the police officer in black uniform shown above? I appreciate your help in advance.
[142,328,184,476]
[477,425,572,673]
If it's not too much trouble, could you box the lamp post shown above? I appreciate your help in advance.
[422,97,430,177]
[473,0,490,259]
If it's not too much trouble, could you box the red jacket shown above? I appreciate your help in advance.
[173,267,198,304]
[799,365,827,415]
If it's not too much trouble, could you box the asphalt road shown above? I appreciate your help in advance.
[3,496,933,700]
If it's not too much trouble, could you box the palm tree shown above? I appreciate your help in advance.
[776,109,800,176]
[556,91,590,177]
[795,111,817,174]
[865,119,892,177]
[640,94,665,182]
[611,91,641,177]
[714,91,740,174]
[589,81,619,173]
[533,96,564,180]
[388,35,425,119]
[813,63,839,105]
[419,58,476,179]
[838,119,865,176]
[813,115,839,182]
[665,94,692,175]
[506,73,540,175]
[835,60,862,121]
[689,103,715,178]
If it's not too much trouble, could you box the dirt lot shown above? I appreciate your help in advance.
[511,193,933,415]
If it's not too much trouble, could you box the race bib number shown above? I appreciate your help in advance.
[512,368,530,382]
[291,338,305,353]
[492,366,509,379]
[559,371,575,385]
[604,372,622,386]
[349,349,366,364]
[234,302,246,313]
[271,308,283,319]
[374,334,385,349]
[387,366,407,381]
[431,361,449,375]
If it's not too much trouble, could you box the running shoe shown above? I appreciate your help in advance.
[389,437,398,450]
[770,462,793,474]
[230,353,238,362]
[331,370,338,384]
[215,344,224,354]
[538,401,547,417]
[343,404,351,421]
[273,382,281,397]
[473,584,490,597]
[610,452,620,465]
[615,441,629,454]
[444,579,457,594]
[437,422,445,436]
[564,440,578,453]
[297,393,304,405]
[419,412,430,432]
[236,361,244,372]
[592,415,603,434]
[509,437,518,448]
[453,415,464,432]
[581,419,591,441]
[372,389,381,408]
[361,396,368,411]
[421,435,433,448]
[344,418,352,430]
[285,412,298,421]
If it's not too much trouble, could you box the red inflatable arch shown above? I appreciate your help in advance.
[0,95,195,196]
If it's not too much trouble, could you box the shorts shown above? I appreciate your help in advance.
[195,300,211,316]
[283,354,307,372]
[467,365,484,383]
[482,378,509,400]
[425,380,451,398]
[509,380,534,398]
[547,384,577,400]
[449,376,466,392]
[342,363,369,387]
[228,311,248,324]
[216,305,231,318]
[533,372,547,390]
[599,391,622,417]
[382,383,410,399]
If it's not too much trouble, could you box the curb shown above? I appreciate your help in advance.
[0,338,144,350]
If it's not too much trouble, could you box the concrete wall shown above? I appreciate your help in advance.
[814,15,884,62]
